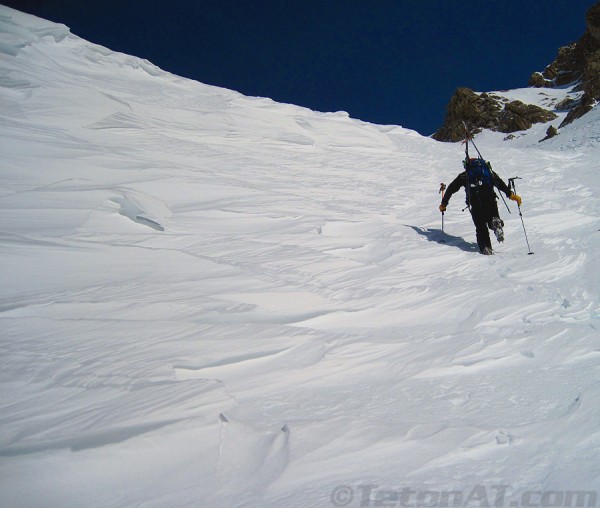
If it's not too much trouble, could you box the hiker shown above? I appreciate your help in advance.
[439,157,521,255]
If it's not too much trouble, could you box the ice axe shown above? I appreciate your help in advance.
[508,177,534,255]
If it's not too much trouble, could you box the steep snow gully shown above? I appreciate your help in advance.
[1,6,600,508]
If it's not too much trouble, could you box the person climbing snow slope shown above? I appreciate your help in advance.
[439,157,522,255]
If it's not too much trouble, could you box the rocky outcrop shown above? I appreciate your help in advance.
[529,1,600,127]
[432,88,498,142]
[432,88,557,142]
[539,125,559,143]
[434,2,600,141]
[498,100,558,132]
[528,42,587,88]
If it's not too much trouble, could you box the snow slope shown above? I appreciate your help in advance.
[1,6,599,507]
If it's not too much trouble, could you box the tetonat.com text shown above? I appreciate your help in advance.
[329,484,598,508]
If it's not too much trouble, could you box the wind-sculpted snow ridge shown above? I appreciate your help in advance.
[1,5,600,508]
[111,190,171,231]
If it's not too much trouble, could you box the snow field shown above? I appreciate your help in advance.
[1,6,599,507]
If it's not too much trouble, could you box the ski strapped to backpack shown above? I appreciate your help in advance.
[462,121,491,189]
[461,121,510,213]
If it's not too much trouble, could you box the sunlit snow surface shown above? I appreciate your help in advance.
[1,6,600,508]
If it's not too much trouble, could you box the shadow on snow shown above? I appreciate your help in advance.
[406,225,479,253]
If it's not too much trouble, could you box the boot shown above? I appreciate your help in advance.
[492,217,504,243]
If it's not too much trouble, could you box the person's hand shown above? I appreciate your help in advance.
[510,193,522,206]
[439,204,447,213]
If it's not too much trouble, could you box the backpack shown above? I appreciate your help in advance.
[464,157,494,191]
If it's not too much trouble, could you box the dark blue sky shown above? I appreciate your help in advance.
[4,0,596,135]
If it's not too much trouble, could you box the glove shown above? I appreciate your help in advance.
[509,193,522,206]
[439,204,447,213]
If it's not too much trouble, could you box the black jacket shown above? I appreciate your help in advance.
[441,170,512,207]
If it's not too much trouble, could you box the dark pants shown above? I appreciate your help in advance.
[469,196,501,253]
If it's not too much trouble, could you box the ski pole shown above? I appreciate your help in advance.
[439,182,446,243]
[508,177,534,255]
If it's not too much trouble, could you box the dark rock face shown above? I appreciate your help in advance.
[589,1,600,40]
[432,88,499,142]
[529,2,600,127]
[497,100,557,132]
[432,89,557,142]
[527,42,587,88]
[433,2,600,141]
